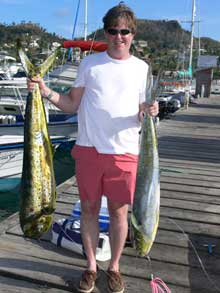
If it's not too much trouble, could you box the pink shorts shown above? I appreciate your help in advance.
[71,145,138,204]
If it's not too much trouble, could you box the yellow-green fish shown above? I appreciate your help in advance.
[18,41,60,238]
[130,68,160,256]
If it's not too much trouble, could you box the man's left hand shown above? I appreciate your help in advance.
[146,101,159,117]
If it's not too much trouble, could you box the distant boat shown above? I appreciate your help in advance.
[48,40,107,87]
[0,80,75,123]
[47,62,78,87]
[157,0,197,118]
[0,53,25,81]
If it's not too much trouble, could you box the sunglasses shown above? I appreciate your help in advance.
[106,28,131,36]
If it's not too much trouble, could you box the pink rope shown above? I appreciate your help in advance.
[150,277,172,293]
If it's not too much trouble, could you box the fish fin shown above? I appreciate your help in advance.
[38,46,61,78]
[17,39,35,76]
[130,213,141,231]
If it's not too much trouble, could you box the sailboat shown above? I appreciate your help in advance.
[177,0,196,81]
[48,0,107,86]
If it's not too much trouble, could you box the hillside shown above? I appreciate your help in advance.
[91,19,220,54]
[0,20,220,72]
[0,22,65,58]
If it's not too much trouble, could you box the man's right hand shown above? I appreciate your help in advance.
[27,77,51,98]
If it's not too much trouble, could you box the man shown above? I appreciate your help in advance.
[28,3,158,293]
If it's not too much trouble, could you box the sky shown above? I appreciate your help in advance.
[0,0,220,42]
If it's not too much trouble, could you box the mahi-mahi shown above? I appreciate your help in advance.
[130,68,160,256]
[18,42,60,238]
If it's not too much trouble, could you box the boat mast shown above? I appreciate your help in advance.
[189,0,196,71]
[198,21,201,57]
[84,0,88,40]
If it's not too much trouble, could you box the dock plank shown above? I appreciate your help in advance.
[1,95,220,292]
[0,276,69,293]
[0,234,219,292]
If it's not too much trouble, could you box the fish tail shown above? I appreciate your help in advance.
[38,47,60,77]
[17,40,35,76]
[17,40,60,78]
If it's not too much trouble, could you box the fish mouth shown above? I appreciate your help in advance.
[130,224,152,257]
[21,215,53,239]
[20,208,55,239]
[130,214,153,257]
[20,207,55,224]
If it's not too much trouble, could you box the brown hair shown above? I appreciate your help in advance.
[102,2,137,34]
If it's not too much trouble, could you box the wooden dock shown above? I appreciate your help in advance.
[1,95,220,292]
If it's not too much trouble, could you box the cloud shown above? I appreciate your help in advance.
[54,8,71,18]
[56,24,74,38]
[56,23,87,39]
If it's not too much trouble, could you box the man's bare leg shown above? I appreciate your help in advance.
[80,199,102,271]
[107,200,129,271]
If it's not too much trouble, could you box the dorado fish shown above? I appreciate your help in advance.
[130,69,160,256]
[18,41,60,238]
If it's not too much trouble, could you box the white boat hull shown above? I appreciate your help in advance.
[0,121,78,179]
[0,119,78,138]
[0,149,23,178]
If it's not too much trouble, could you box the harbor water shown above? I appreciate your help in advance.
[0,139,76,221]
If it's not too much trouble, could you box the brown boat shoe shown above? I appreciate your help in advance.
[77,269,97,293]
[107,270,125,293]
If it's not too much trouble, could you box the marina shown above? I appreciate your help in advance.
[0,49,78,180]
[0,94,220,292]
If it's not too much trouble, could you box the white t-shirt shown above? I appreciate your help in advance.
[73,51,149,155]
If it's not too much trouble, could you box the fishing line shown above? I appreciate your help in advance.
[153,60,220,290]
[128,219,171,292]
[145,255,171,293]
[160,167,189,174]
[167,217,220,292]
[56,219,85,254]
